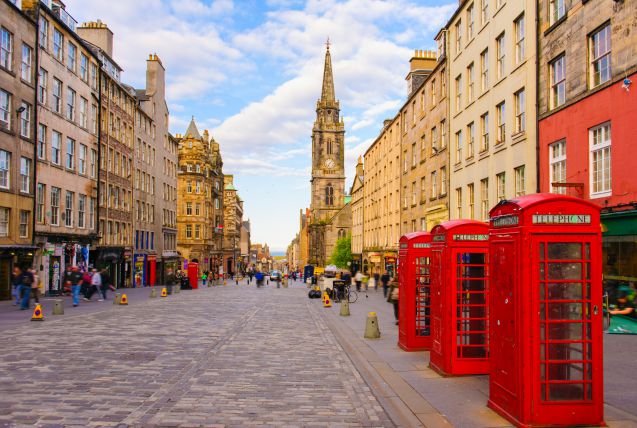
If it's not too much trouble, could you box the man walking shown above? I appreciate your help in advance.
[70,266,84,307]
[89,269,103,301]
[381,270,391,298]
[354,270,363,292]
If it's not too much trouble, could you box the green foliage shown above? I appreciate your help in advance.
[329,234,352,269]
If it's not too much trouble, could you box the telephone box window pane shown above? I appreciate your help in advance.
[547,282,583,300]
[461,290,487,305]
[548,263,582,280]
[540,263,545,280]
[539,242,545,259]
[548,242,582,260]
[548,342,583,361]
[457,252,486,264]
[548,322,583,340]
[585,243,590,260]
[549,384,584,401]
[459,265,486,278]
[459,305,487,320]
[415,256,431,337]
[547,363,586,380]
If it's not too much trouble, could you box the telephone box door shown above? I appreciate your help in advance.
[532,235,603,422]
[431,249,443,356]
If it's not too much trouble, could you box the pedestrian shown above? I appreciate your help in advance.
[255,270,264,288]
[90,269,103,301]
[82,269,93,301]
[100,268,112,299]
[11,266,22,306]
[387,276,399,325]
[70,266,84,307]
[374,272,380,291]
[20,266,35,310]
[381,270,391,298]
[201,271,207,287]
[248,271,253,284]
[165,267,175,294]
[29,267,40,304]
[62,265,73,295]
[354,270,363,292]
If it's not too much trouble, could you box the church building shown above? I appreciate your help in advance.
[307,43,351,266]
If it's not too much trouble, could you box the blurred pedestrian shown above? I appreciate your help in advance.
[387,277,399,325]
[88,268,103,301]
[100,268,112,299]
[201,271,208,287]
[29,267,40,304]
[69,266,84,307]
[11,266,22,306]
[354,270,363,292]
[381,270,391,297]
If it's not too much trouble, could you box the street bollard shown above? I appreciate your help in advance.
[113,293,121,305]
[340,298,350,316]
[150,287,157,298]
[174,285,180,294]
[52,299,64,315]
[364,312,381,339]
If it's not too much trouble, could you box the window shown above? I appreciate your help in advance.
[440,167,447,195]
[420,177,426,202]
[78,144,87,174]
[403,149,408,172]
[441,120,447,148]
[514,88,525,133]
[90,63,98,90]
[195,203,200,216]
[37,184,45,224]
[431,79,437,105]
[18,210,28,238]
[455,131,463,164]
[66,87,75,121]
[420,134,427,159]
[590,24,611,88]
[481,0,489,25]
[455,20,462,54]
[411,181,416,205]
[496,33,505,79]
[79,97,87,128]
[550,55,566,109]
[39,18,48,48]
[455,75,462,111]
[91,104,97,134]
[53,28,63,61]
[38,68,47,104]
[187,181,192,193]
[195,224,200,239]
[19,157,30,193]
[467,122,475,158]
[468,183,475,219]
[0,27,12,70]
[496,102,506,143]
[51,131,61,165]
[51,78,62,113]
[590,123,611,197]
[67,42,76,71]
[21,44,32,82]
[186,224,192,239]
[515,14,525,65]
[0,89,9,130]
[78,194,86,228]
[480,112,489,151]
[326,138,333,155]
[467,4,475,39]
[89,198,95,229]
[51,187,60,226]
[411,142,417,167]
[514,165,525,196]
[480,178,489,221]
[80,53,88,81]
[66,138,75,170]
[480,49,489,92]
[549,0,565,25]
[456,188,463,219]
[431,171,438,199]
[90,149,97,178]
[549,140,566,194]
[19,102,31,138]
[467,63,475,102]
[496,172,506,201]
[0,208,8,237]
[0,150,9,189]
[195,181,201,194]
[431,126,438,153]
[186,202,192,216]
[65,191,74,227]
[325,184,334,206]
[37,124,46,159]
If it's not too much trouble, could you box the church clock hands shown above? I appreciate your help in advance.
[324,158,336,169]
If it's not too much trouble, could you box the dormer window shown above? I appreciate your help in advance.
[195,164,201,173]
[186,164,192,172]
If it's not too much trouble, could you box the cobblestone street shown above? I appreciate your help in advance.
[0,282,392,427]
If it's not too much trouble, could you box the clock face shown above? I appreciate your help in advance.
[324,158,335,169]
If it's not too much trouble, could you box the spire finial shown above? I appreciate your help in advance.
[326,37,330,50]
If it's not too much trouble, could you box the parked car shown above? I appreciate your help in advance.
[270,270,282,281]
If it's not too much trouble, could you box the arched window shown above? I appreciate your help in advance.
[325,184,334,206]
[327,138,333,155]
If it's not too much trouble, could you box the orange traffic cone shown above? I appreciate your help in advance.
[31,304,44,321]
[323,294,332,308]
[119,294,128,305]
[160,287,167,297]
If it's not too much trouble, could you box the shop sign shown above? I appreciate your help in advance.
[453,234,489,241]
[147,255,157,261]
[491,215,520,228]
[413,243,431,248]
[433,235,446,242]
[532,214,591,224]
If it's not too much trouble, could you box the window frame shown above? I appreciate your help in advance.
[589,122,611,198]
[549,139,566,194]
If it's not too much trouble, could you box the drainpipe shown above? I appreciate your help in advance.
[31,4,40,262]
[96,65,102,244]
[535,0,541,193]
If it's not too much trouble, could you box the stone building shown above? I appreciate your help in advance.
[131,54,177,286]
[399,49,449,236]
[349,157,363,273]
[297,208,309,269]
[537,0,637,286]
[222,174,243,276]
[77,21,135,288]
[286,233,299,272]
[23,1,100,294]
[239,219,250,271]
[0,0,36,299]
[307,44,351,266]
[176,119,224,275]
[363,116,401,276]
[448,0,537,221]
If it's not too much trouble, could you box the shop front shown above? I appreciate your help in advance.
[92,246,131,289]
[601,206,637,296]
[384,252,397,277]
[133,253,147,287]
[0,246,35,300]
[38,238,93,296]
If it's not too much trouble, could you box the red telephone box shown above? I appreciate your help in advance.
[188,262,199,289]
[488,194,604,427]
[430,220,490,376]
[398,232,433,351]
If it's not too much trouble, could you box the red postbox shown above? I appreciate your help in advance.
[488,194,604,427]
[188,262,199,289]
[430,220,490,376]
[398,232,433,351]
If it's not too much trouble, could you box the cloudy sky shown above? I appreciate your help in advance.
[65,0,454,252]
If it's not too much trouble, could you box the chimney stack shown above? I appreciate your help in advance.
[77,20,114,57]
[406,49,437,98]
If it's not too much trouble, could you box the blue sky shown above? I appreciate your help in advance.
[66,0,455,251]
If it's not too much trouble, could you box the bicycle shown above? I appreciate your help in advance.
[332,284,358,303]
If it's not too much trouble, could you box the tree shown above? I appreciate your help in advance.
[329,234,352,269]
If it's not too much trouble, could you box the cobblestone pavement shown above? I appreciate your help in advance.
[0,282,393,427]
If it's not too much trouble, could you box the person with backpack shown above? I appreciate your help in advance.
[69,266,84,307]
[16,266,34,310]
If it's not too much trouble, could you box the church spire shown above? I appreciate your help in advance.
[320,39,336,103]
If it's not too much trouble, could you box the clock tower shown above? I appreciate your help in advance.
[310,42,346,222]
